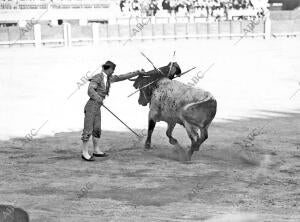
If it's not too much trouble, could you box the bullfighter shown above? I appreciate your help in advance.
[81,60,145,161]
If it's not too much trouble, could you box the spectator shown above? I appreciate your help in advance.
[186,0,193,13]
[175,1,185,15]
[162,0,171,13]
[170,0,177,15]
[120,0,126,12]
[132,0,140,11]
[149,0,159,16]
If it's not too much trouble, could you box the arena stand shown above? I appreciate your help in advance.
[0,0,299,47]
[0,0,110,10]
[119,0,268,21]
[0,0,267,20]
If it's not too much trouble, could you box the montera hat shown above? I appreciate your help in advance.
[102,61,116,70]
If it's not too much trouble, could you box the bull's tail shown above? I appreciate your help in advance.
[182,97,217,129]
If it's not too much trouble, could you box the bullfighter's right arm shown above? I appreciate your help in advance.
[111,70,146,83]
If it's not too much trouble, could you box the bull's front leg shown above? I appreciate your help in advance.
[166,122,178,145]
[145,119,156,149]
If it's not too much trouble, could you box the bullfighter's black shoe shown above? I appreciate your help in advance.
[81,155,95,161]
[93,152,109,157]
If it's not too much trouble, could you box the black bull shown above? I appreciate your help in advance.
[132,63,217,160]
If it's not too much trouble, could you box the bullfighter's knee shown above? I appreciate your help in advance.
[81,131,92,142]
[92,129,101,138]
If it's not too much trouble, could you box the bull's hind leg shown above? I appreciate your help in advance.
[182,98,217,156]
[166,122,178,145]
[183,121,200,160]
[194,126,208,151]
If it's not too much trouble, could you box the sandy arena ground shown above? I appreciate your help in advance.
[0,113,299,221]
[0,38,300,221]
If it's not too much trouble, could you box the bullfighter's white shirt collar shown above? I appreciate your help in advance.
[101,71,107,87]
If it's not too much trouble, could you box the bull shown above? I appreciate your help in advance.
[132,63,217,160]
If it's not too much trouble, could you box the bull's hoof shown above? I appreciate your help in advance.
[144,143,152,150]
[169,137,178,145]
[186,155,192,161]
[193,146,200,151]
[192,143,200,151]
[187,150,193,161]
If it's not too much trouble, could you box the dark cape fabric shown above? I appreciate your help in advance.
[145,62,181,78]
[133,62,181,89]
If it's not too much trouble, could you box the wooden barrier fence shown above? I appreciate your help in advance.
[0,17,299,47]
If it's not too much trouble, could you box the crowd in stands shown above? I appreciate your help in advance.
[119,0,267,20]
[0,0,267,20]
[0,0,110,10]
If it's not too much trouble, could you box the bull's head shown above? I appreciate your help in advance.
[133,75,157,106]
[132,62,181,106]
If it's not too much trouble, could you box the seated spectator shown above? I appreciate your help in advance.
[233,0,240,9]
[132,0,140,11]
[186,0,193,13]
[120,0,126,12]
[162,0,171,13]
[175,1,185,15]
[170,0,177,15]
[149,0,159,16]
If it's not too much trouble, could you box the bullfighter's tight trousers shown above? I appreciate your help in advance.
[81,99,102,142]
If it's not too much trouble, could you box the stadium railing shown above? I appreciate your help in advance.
[0,15,299,47]
[0,17,269,47]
